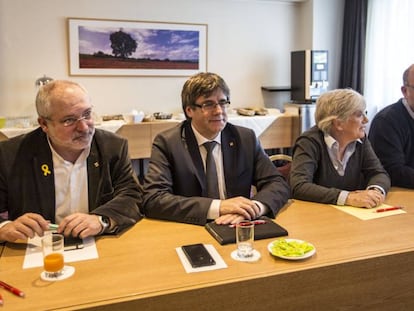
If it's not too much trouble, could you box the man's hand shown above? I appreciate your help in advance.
[346,189,385,208]
[215,213,245,225]
[219,196,260,221]
[58,213,103,238]
[0,213,49,242]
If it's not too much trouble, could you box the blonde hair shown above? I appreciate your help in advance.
[315,88,366,133]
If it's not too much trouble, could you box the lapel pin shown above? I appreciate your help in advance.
[41,164,51,176]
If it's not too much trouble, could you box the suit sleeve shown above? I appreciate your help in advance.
[250,135,290,218]
[361,138,391,192]
[369,114,414,188]
[141,134,213,225]
[90,138,143,233]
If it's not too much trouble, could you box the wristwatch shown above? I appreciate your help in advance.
[98,215,110,234]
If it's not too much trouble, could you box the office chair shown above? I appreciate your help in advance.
[269,154,292,181]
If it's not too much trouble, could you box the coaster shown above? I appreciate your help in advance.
[40,265,75,281]
[231,249,261,262]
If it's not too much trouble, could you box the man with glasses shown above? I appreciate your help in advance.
[141,72,290,225]
[369,64,414,188]
[0,80,143,242]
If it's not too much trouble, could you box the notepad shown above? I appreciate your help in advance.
[331,203,406,220]
[205,216,288,245]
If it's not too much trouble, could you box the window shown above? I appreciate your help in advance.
[365,0,414,120]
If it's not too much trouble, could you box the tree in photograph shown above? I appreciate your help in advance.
[110,29,137,58]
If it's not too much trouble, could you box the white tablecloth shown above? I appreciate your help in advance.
[227,109,281,137]
[0,109,282,139]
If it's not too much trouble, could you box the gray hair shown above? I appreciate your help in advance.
[35,80,89,118]
[315,88,366,133]
[181,72,230,119]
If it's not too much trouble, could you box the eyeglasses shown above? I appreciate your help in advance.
[46,109,93,127]
[405,84,414,90]
[192,100,230,112]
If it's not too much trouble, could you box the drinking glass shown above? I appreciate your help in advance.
[42,234,65,278]
[236,221,255,258]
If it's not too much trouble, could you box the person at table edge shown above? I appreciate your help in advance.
[141,72,290,225]
[0,80,143,242]
[369,64,414,188]
[290,88,390,208]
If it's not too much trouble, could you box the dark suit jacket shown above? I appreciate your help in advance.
[141,120,290,225]
[0,128,143,233]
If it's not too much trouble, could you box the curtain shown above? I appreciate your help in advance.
[338,0,368,94]
[364,0,414,117]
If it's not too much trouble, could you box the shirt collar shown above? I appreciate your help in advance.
[402,98,414,120]
[191,123,221,146]
[47,137,91,165]
[324,132,362,149]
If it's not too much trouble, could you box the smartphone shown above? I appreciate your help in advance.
[181,243,216,268]
[63,235,84,251]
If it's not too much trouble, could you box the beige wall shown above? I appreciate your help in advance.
[0,0,343,119]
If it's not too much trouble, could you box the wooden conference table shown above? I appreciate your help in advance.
[1,187,414,310]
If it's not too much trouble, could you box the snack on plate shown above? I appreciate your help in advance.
[237,108,268,116]
[270,238,314,257]
[101,114,124,121]
[153,112,173,120]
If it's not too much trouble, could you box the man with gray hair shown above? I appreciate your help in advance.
[0,80,143,242]
[369,64,414,188]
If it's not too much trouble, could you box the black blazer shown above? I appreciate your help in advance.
[0,128,143,233]
[141,120,290,225]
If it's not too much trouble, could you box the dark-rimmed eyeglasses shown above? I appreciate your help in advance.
[192,100,230,112]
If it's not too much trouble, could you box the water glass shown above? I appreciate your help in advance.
[236,221,255,258]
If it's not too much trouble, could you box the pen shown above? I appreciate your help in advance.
[374,206,403,213]
[48,223,59,230]
[229,220,266,228]
[0,281,25,298]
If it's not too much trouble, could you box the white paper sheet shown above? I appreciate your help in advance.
[23,235,98,269]
[331,203,406,220]
[176,244,227,273]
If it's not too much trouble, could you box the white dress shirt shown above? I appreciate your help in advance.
[191,124,267,219]
[49,140,90,223]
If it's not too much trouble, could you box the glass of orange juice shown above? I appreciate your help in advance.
[41,234,66,280]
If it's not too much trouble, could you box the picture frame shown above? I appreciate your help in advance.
[67,18,207,77]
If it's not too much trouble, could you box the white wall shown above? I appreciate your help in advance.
[312,0,344,89]
[0,0,307,119]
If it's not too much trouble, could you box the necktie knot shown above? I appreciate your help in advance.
[203,141,217,153]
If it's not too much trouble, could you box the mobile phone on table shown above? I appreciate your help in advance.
[181,243,216,268]
[63,235,84,251]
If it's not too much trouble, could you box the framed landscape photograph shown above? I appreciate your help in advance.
[68,18,207,76]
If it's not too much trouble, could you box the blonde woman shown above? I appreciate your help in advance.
[290,89,390,208]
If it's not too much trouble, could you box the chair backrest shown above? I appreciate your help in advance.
[269,154,292,181]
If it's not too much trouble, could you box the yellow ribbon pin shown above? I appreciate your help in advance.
[41,164,51,176]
